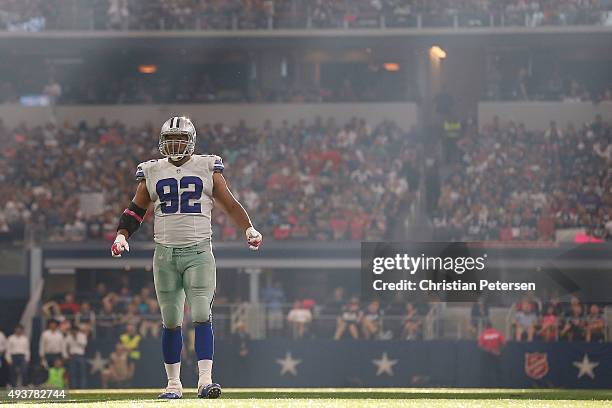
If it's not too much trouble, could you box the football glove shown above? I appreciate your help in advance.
[111,234,130,257]
[245,227,262,251]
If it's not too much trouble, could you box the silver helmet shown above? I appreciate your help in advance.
[159,116,196,161]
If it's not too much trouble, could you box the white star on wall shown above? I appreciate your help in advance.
[87,351,108,375]
[573,354,599,379]
[372,352,398,376]
[276,352,301,376]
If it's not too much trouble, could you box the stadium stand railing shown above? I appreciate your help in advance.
[38,301,609,343]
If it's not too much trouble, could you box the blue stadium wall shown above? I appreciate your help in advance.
[81,339,612,388]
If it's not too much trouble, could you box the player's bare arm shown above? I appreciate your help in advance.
[111,180,152,257]
[212,172,262,250]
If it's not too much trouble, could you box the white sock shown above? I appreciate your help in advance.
[164,362,182,385]
[198,359,213,386]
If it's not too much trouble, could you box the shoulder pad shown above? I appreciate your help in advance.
[135,159,158,181]
[212,155,224,173]
[195,154,224,172]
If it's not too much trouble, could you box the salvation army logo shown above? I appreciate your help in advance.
[524,352,549,379]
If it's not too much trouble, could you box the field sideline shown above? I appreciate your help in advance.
[3,388,612,407]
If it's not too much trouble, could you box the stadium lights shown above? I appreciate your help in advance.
[138,64,157,74]
[383,62,400,72]
[429,46,447,59]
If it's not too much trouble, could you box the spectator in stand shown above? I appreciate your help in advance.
[561,303,586,341]
[564,296,583,318]
[514,299,537,342]
[120,303,142,328]
[324,287,345,315]
[361,300,382,340]
[232,320,250,357]
[400,302,422,340]
[139,284,152,297]
[58,292,80,316]
[138,287,154,311]
[6,325,30,387]
[478,321,505,387]
[585,304,605,343]
[287,300,312,339]
[470,298,489,337]
[334,296,362,340]
[103,292,119,309]
[97,301,119,339]
[114,286,133,313]
[539,305,559,342]
[92,282,109,310]
[543,293,563,317]
[41,301,66,325]
[75,301,96,336]
[65,325,88,389]
[261,281,286,336]
[139,299,161,338]
[39,320,67,369]
[101,343,134,388]
[44,358,66,389]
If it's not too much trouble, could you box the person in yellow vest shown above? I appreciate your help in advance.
[119,324,141,362]
[45,358,67,389]
[443,118,462,161]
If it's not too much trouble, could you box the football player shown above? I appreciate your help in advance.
[111,116,262,399]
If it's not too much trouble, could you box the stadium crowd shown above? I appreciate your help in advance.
[1,112,609,244]
[0,285,603,388]
[0,0,611,31]
[280,288,608,343]
[7,282,163,388]
[41,285,161,340]
[0,117,418,243]
[511,294,606,342]
[433,115,612,241]
[0,278,603,387]
[2,316,144,388]
[34,283,608,344]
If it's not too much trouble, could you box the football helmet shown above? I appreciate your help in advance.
[159,116,196,161]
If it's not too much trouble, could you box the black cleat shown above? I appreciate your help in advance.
[198,383,222,399]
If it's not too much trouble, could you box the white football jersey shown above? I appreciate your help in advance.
[136,155,224,247]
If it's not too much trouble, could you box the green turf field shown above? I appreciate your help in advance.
[3,388,612,407]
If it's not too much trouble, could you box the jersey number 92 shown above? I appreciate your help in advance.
[156,176,204,214]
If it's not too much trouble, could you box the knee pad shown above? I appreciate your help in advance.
[159,299,184,328]
[187,288,214,323]
[190,297,212,323]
